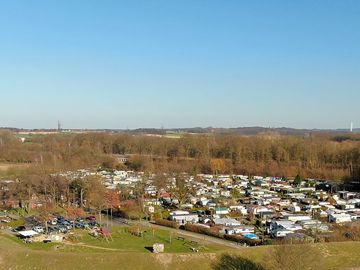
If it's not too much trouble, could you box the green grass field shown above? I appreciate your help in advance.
[73,225,225,253]
[0,224,228,254]
[1,229,360,270]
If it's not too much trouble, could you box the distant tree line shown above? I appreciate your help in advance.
[0,130,359,181]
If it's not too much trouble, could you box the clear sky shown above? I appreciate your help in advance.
[0,1,359,129]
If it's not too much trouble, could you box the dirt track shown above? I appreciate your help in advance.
[0,163,29,171]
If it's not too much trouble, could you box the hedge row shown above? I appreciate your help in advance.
[154,219,178,229]
[184,223,222,238]
[223,234,261,246]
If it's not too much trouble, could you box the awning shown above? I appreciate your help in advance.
[18,230,38,237]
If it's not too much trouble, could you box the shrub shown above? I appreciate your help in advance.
[154,219,178,229]
[184,224,223,238]
[223,234,261,246]
[212,254,265,270]
[129,225,143,237]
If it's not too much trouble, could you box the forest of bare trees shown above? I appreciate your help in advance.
[0,130,359,181]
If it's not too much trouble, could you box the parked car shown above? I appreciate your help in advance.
[61,219,70,225]
[48,218,57,225]
[88,221,100,227]
[32,226,45,233]
[56,225,68,233]
[12,225,26,232]
[87,216,96,221]
[76,217,84,222]
[61,221,72,230]
[57,216,65,222]
[75,222,85,229]
[46,227,55,234]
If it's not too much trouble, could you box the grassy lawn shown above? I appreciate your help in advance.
[0,233,61,251]
[0,224,227,254]
[1,231,360,270]
[317,242,360,269]
[7,219,25,228]
[72,225,226,253]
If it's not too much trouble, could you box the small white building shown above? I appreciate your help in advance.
[268,220,303,238]
[328,213,352,223]
[282,213,311,222]
[220,225,255,235]
[288,203,301,213]
[169,211,199,225]
[272,228,294,238]
[213,218,241,227]
[153,243,164,253]
[230,205,248,215]
[214,207,229,215]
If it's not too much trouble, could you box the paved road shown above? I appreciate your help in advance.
[112,217,244,249]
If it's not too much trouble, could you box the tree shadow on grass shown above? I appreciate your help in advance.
[212,254,265,270]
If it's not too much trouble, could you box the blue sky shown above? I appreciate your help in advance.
[0,1,359,129]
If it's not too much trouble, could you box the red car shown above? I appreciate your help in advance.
[87,216,96,221]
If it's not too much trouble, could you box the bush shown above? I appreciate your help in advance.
[184,224,223,238]
[129,225,143,237]
[223,234,261,246]
[154,219,178,229]
[212,254,265,270]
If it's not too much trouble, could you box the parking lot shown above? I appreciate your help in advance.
[7,214,103,243]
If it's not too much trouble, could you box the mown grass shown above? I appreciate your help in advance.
[1,233,61,251]
[0,233,214,270]
[1,231,360,270]
[1,224,226,253]
[7,219,25,228]
[70,225,226,253]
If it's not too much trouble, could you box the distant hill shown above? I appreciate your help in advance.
[129,127,360,136]
[1,126,359,136]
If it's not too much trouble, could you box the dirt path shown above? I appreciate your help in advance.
[64,242,121,251]
[0,163,29,171]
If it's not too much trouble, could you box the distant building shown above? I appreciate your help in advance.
[169,210,199,225]
[328,213,352,223]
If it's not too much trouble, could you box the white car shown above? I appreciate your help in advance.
[50,218,57,225]
[32,226,45,233]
